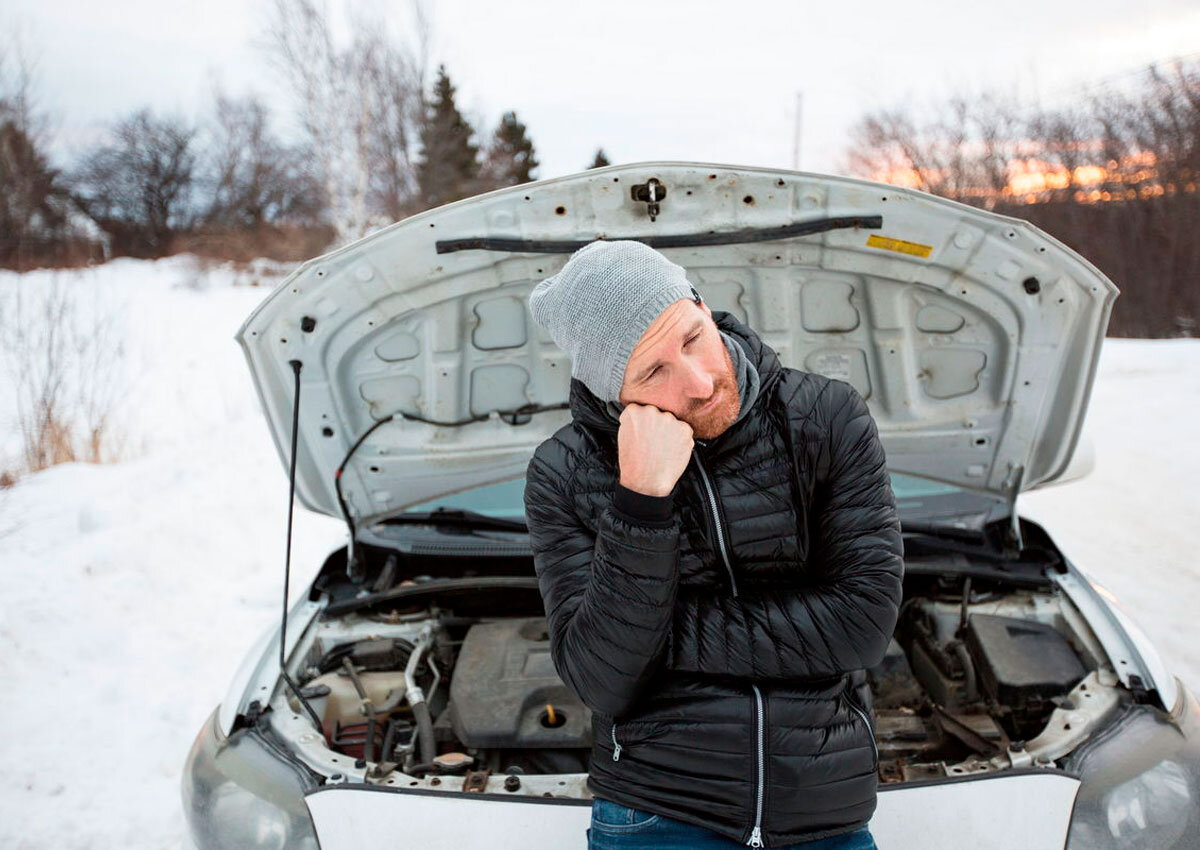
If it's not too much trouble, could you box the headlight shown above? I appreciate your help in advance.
[1064,679,1200,850]
[182,707,320,850]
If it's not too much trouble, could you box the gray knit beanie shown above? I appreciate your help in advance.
[528,239,702,402]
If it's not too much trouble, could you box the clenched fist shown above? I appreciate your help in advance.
[617,402,694,497]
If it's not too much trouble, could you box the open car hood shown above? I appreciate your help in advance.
[235,161,1117,525]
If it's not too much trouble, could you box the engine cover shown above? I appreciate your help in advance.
[448,617,592,749]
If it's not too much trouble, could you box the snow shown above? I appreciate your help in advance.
[0,257,1197,848]
[0,257,346,849]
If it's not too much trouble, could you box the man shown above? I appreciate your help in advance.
[523,239,903,849]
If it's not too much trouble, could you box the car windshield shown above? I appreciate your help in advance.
[397,471,972,522]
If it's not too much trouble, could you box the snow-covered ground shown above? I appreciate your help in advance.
[0,257,348,850]
[0,257,1197,849]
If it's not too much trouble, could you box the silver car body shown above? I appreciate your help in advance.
[183,162,1199,850]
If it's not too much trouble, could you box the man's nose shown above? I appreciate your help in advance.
[680,359,714,399]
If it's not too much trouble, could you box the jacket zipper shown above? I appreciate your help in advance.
[748,684,766,848]
[843,693,879,769]
[694,443,764,848]
[611,720,622,761]
[692,447,739,596]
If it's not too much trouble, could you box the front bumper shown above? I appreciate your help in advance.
[180,678,1200,850]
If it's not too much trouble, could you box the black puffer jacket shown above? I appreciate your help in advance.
[523,309,904,848]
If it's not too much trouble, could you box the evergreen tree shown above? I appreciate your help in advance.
[416,64,480,208]
[483,110,538,187]
[0,106,70,267]
[589,147,610,168]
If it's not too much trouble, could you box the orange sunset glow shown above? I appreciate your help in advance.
[871,147,1192,206]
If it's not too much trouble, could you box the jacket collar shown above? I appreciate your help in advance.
[568,310,785,453]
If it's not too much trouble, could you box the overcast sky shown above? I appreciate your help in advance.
[7,0,1200,178]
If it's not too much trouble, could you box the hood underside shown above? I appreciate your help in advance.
[235,161,1118,525]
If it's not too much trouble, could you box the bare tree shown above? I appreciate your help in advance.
[844,90,1024,206]
[262,0,432,243]
[1083,60,1200,334]
[199,88,324,230]
[1026,103,1097,199]
[841,57,1200,337]
[971,92,1025,202]
[363,33,429,221]
[72,108,197,257]
[844,109,924,189]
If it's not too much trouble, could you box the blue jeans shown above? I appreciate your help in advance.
[587,797,878,849]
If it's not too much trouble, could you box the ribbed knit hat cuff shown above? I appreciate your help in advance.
[603,284,697,401]
[527,239,706,404]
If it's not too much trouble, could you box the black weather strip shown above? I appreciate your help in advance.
[325,576,542,617]
[433,215,883,254]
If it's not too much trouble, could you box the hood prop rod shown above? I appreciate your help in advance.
[281,359,322,731]
[1002,464,1025,554]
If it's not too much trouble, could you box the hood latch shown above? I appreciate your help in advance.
[631,178,667,221]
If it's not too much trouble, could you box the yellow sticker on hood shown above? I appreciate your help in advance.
[866,234,934,258]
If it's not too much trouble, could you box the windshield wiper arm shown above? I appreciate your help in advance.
[379,507,527,533]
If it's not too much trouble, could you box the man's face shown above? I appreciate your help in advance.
[617,298,740,440]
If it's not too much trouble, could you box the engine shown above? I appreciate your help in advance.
[283,578,1109,786]
[871,589,1094,781]
[286,612,593,781]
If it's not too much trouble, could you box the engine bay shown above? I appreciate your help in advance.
[266,552,1129,794]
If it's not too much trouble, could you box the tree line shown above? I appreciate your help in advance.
[842,57,1199,337]
[0,0,612,269]
[5,6,1192,337]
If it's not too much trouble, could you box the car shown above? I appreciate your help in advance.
[181,161,1200,850]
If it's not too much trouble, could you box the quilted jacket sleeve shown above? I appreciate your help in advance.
[667,379,904,680]
[524,442,682,717]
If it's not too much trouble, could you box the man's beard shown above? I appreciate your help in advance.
[683,342,740,440]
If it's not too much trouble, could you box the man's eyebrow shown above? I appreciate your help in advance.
[633,319,706,383]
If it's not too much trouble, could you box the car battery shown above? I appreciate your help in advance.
[964,613,1087,710]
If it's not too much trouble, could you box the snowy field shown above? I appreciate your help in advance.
[0,257,1197,849]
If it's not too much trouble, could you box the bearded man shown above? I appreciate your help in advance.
[523,239,903,849]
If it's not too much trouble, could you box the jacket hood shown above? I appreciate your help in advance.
[568,309,784,439]
[234,161,1117,525]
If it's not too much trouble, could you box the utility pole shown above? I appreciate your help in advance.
[792,90,803,171]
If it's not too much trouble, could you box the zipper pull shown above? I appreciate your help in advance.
[611,723,622,761]
[747,825,764,847]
